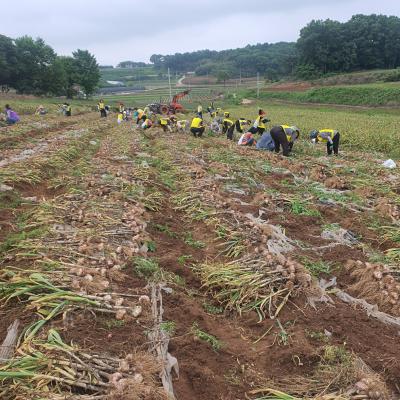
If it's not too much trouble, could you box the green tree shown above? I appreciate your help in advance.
[297,19,356,74]
[72,49,100,96]
[13,36,57,94]
[216,70,231,86]
[0,34,17,86]
[57,56,78,98]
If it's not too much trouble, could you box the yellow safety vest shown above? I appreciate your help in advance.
[191,117,203,129]
[281,125,293,142]
[239,119,247,129]
[318,129,336,142]
[223,118,234,126]
[160,117,169,125]
[257,116,267,129]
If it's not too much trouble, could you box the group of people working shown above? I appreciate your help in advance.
[99,100,340,156]
[189,107,340,156]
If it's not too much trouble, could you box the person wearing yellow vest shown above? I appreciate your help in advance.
[133,108,146,126]
[159,116,171,132]
[117,111,124,125]
[190,115,205,138]
[251,109,270,135]
[177,119,189,133]
[63,103,72,117]
[270,125,300,156]
[309,129,340,155]
[98,99,106,118]
[223,112,235,140]
[235,118,251,134]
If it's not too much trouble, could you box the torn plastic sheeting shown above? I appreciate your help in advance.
[321,227,358,246]
[382,159,397,169]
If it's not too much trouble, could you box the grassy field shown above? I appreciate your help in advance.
[226,102,400,157]
[92,88,400,158]
[313,68,400,86]
[99,66,178,88]
[252,83,400,106]
[3,92,400,158]
[0,95,94,115]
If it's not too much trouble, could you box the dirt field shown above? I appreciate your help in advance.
[1,109,400,399]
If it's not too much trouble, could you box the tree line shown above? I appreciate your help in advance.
[0,35,100,97]
[149,14,400,80]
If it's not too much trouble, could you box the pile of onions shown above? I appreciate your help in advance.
[375,198,400,221]
[354,377,389,400]
[345,260,400,316]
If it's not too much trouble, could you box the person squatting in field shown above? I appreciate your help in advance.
[177,119,189,133]
[62,103,72,117]
[238,131,256,146]
[309,129,340,155]
[159,116,172,132]
[270,125,300,156]
[4,104,20,124]
[256,131,275,151]
[35,105,48,116]
[190,115,205,137]
[133,108,147,126]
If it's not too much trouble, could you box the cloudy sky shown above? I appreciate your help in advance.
[2,0,399,65]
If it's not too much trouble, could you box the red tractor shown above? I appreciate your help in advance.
[147,90,190,115]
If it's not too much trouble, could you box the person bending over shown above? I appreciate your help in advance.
[222,112,235,140]
[309,129,340,155]
[270,125,300,156]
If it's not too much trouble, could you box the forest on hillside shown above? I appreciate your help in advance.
[148,14,400,80]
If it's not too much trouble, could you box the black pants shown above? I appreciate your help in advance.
[191,127,205,138]
[100,109,107,117]
[327,133,340,155]
[270,126,292,157]
[227,125,235,140]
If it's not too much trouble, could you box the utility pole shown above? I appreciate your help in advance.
[168,67,172,102]
[257,72,260,98]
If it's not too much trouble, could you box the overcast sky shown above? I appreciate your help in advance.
[2,0,399,65]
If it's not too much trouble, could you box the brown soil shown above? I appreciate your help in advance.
[2,118,400,400]
[147,199,400,399]
[0,120,72,148]
[265,81,315,92]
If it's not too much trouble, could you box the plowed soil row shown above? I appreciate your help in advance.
[130,130,400,398]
